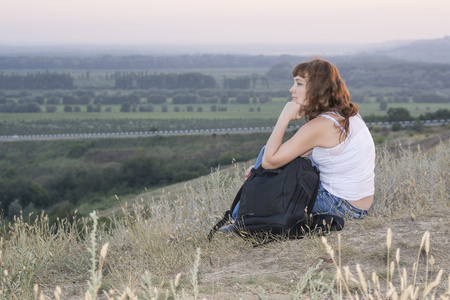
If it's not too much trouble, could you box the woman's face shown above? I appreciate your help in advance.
[290,76,307,106]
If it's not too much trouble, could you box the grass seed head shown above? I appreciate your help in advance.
[321,236,335,259]
[387,228,392,250]
[174,273,182,288]
[100,243,109,259]
[343,266,350,282]
[422,269,444,298]
[356,264,368,294]
[54,286,62,300]
[396,248,400,264]
[419,231,430,253]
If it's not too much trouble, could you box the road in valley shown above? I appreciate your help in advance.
[1,119,449,142]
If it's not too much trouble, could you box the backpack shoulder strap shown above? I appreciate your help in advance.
[229,184,244,213]
[207,185,243,242]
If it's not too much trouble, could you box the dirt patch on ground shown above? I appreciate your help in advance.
[197,207,450,299]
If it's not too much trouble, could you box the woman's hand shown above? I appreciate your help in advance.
[244,165,254,180]
[280,101,302,121]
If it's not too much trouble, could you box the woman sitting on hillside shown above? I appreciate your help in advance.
[245,58,375,219]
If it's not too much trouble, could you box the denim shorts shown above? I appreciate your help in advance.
[311,183,369,220]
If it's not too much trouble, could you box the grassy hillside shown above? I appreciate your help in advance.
[0,132,273,221]
[0,137,449,299]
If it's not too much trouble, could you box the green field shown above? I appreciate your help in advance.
[0,101,284,121]
[1,98,448,138]
[1,99,447,123]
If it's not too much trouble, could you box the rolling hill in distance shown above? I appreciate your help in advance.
[1,36,450,64]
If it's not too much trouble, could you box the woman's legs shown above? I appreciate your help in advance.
[312,183,369,220]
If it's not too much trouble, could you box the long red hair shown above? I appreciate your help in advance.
[292,58,358,140]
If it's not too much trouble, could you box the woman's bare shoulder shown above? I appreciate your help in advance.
[293,117,334,143]
[303,116,337,130]
[301,116,342,148]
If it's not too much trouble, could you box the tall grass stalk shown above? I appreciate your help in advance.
[386,227,392,296]
[190,248,201,300]
[86,211,109,300]
[322,230,449,299]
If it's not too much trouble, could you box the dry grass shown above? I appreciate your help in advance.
[373,142,449,217]
[0,140,449,299]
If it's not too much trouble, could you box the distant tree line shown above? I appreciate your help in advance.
[0,54,307,70]
[138,72,216,89]
[223,75,251,89]
[0,102,41,113]
[221,74,270,89]
[337,61,450,90]
[350,89,450,104]
[110,72,216,89]
[1,55,450,92]
[0,88,279,114]
[418,108,450,120]
[1,56,450,96]
[114,72,218,89]
[412,92,449,103]
[266,62,293,81]
[363,108,450,123]
[266,58,450,91]
[0,72,74,89]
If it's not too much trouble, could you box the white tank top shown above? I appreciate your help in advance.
[310,112,375,201]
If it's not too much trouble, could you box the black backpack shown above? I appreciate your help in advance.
[208,157,344,243]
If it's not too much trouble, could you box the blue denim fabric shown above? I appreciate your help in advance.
[254,145,265,169]
[311,183,369,220]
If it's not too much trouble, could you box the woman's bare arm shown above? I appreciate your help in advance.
[301,149,313,157]
[262,102,330,169]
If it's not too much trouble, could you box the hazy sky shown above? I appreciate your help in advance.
[1,0,449,46]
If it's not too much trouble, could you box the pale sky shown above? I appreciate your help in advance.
[1,0,449,46]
